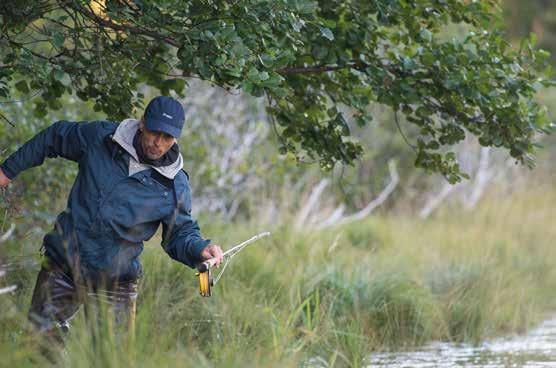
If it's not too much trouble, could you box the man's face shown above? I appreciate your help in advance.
[139,119,177,160]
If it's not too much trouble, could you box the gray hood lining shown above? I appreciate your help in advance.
[112,118,183,179]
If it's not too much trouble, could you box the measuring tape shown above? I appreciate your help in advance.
[195,232,270,297]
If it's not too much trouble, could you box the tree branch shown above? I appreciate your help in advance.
[0,223,15,244]
[70,3,182,48]
[277,63,359,75]
[295,179,329,230]
[318,160,399,229]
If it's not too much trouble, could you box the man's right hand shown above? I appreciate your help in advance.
[0,168,11,188]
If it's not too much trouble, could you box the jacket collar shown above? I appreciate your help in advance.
[112,118,184,179]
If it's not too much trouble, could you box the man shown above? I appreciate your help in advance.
[0,95,223,336]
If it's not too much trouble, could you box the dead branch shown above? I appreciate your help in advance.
[0,285,17,295]
[463,147,493,210]
[419,182,459,219]
[295,179,329,230]
[317,160,399,229]
[0,223,15,244]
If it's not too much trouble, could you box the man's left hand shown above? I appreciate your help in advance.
[200,244,223,267]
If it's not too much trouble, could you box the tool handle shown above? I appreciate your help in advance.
[196,258,218,273]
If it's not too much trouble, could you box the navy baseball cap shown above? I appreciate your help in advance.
[143,96,185,138]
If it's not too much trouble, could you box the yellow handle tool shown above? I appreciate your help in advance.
[196,258,216,297]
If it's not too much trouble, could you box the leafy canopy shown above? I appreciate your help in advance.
[0,0,554,182]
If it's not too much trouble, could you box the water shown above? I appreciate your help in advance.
[367,316,556,367]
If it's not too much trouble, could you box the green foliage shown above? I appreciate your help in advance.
[0,0,553,181]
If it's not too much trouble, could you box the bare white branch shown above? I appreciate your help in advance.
[295,179,329,230]
[0,223,15,243]
[464,147,493,210]
[419,182,460,219]
[320,160,399,228]
[0,285,17,295]
[317,204,346,229]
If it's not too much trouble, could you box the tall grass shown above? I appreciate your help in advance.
[1,184,555,367]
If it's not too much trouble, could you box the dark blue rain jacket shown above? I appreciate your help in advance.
[1,120,210,282]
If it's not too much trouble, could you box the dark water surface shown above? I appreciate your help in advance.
[367,316,556,367]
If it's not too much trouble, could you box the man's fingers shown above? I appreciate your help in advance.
[202,244,223,267]
[211,245,223,267]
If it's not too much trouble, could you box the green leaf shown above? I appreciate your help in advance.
[53,70,71,86]
[52,32,65,49]
[319,27,334,41]
[529,32,538,47]
[419,28,432,43]
[15,80,29,93]
[247,67,260,81]
[242,80,254,94]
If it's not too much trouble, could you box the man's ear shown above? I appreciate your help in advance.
[139,118,144,132]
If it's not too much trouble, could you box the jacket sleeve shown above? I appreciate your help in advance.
[161,181,210,268]
[0,120,100,180]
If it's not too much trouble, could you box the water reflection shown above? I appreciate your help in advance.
[368,316,556,367]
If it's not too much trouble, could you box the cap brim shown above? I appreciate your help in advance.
[144,119,181,138]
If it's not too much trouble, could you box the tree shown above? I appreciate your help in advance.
[0,0,553,182]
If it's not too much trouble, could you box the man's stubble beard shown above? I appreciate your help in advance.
[141,138,163,160]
